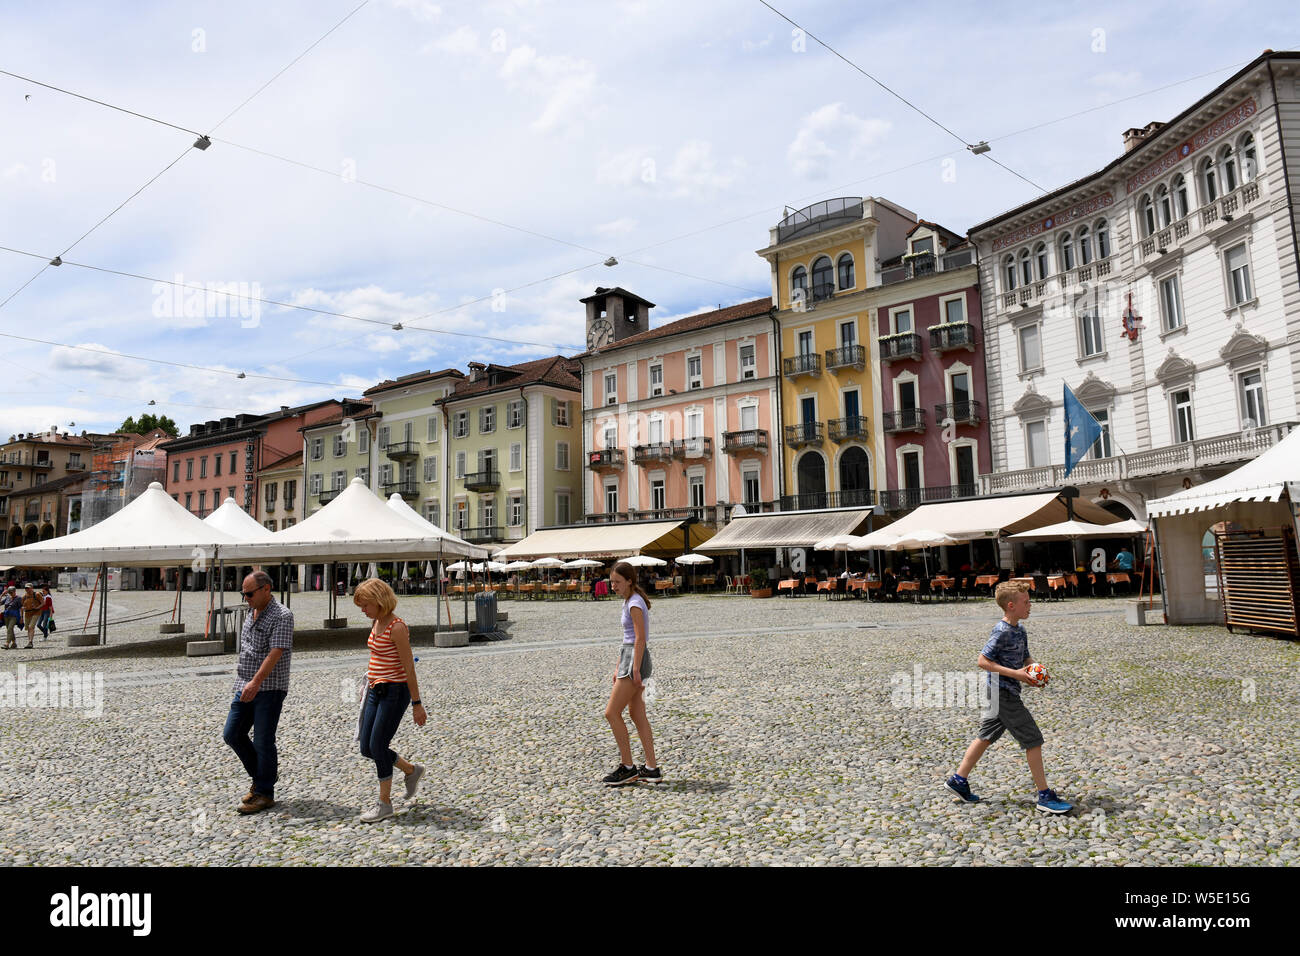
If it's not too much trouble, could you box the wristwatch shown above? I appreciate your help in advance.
[412,699,422,706]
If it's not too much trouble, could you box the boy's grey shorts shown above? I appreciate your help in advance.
[616,644,651,680]
[978,689,1043,749]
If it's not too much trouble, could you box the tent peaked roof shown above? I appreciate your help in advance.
[1148,426,1300,516]
[0,481,241,566]
[385,493,486,558]
[219,477,485,562]
[877,491,1117,540]
[204,497,276,542]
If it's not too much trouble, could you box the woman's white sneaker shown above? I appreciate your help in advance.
[404,764,425,800]
[360,801,393,822]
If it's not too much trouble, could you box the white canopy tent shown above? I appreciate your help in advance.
[0,482,244,644]
[385,493,484,559]
[1147,425,1300,625]
[204,497,276,542]
[1009,519,1134,541]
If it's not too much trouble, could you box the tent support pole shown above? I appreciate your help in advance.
[99,561,108,645]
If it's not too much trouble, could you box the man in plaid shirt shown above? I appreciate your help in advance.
[222,570,294,814]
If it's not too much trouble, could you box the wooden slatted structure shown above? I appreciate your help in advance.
[1214,527,1300,638]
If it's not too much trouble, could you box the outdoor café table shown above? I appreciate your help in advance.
[974,574,999,594]
[778,578,799,596]
[1107,572,1132,594]
[930,576,956,599]
[896,580,920,601]
[654,580,677,596]
[1047,574,1068,595]
[699,575,716,589]
[1010,576,1036,590]
[817,579,834,598]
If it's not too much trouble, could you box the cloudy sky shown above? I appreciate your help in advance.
[1,0,1296,437]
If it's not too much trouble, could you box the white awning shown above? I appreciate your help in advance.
[221,477,489,562]
[879,492,1119,540]
[696,509,873,552]
[494,520,711,560]
[1148,425,1300,516]
[0,482,241,567]
[205,497,276,542]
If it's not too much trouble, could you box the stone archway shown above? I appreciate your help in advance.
[39,524,55,541]
[796,451,827,508]
[838,446,871,507]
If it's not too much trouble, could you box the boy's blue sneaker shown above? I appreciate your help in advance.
[944,775,980,803]
[1036,789,1072,814]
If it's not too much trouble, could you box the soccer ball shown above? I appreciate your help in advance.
[1026,662,1048,686]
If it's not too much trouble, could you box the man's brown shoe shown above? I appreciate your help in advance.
[237,794,274,814]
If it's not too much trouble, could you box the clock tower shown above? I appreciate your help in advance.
[580,287,655,351]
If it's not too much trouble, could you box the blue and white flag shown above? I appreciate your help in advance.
[1063,384,1103,478]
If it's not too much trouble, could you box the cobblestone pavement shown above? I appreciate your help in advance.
[2,589,1297,865]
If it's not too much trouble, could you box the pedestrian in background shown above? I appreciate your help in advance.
[1,587,19,649]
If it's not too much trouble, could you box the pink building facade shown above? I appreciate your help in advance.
[580,295,780,525]
[873,222,991,511]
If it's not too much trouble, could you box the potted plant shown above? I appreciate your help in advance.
[748,567,772,599]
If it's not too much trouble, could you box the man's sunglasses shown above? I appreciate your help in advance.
[241,584,269,599]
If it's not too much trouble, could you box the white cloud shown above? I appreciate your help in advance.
[365,333,403,353]
[499,45,600,134]
[2,163,28,180]
[741,34,773,52]
[594,217,638,237]
[390,0,441,23]
[424,24,479,55]
[48,343,136,376]
[596,147,654,188]
[787,102,892,179]
[665,140,744,198]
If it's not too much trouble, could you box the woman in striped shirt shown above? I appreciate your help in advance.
[354,578,426,822]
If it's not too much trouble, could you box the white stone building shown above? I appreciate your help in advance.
[968,51,1300,522]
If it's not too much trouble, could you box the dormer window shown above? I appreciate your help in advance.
[911,237,934,255]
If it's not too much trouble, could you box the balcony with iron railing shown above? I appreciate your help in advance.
[32,458,53,470]
[632,442,675,465]
[381,479,420,500]
[66,461,86,471]
[879,248,975,285]
[587,448,626,470]
[933,400,982,427]
[778,489,875,511]
[878,332,923,363]
[825,344,866,372]
[722,429,769,455]
[882,408,927,434]
[828,416,870,442]
[463,470,501,492]
[24,507,39,522]
[998,257,1116,312]
[1138,180,1264,263]
[783,352,821,379]
[879,484,978,512]
[462,526,502,543]
[982,422,1296,495]
[785,422,824,448]
[811,282,836,303]
[929,322,976,352]
[776,197,864,243]
[385,440,419,461]
[317,487,342,504]
[673,437,713,460]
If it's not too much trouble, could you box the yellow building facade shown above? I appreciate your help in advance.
[756,197,917,509]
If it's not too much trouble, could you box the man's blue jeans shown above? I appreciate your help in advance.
[359,682,410,781]
[223,688,287,797]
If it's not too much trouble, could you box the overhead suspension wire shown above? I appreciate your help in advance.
[0,0,373,315]
[755,0,1046,193]
[0,243,587,351]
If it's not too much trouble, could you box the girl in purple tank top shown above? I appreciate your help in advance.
[601,561,661,786]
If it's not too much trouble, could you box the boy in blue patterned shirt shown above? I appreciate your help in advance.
[945,580,1072,813]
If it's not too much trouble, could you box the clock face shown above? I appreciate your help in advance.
[587,319,613,350]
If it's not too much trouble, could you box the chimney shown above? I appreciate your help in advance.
[1123,121,1166,153]
[467,361,486,382]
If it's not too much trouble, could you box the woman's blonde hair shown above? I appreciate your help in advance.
[353,577,398,616]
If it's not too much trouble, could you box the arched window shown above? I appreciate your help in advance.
[1003,255,1017,292]
[1239,132,1256,181]
[1201,156,1218,203]
[836,253,855,290]
[1140,194,1156,236]
[1020,248,1032,285]
[1059,232,1074,271]
[1155,184,1172,228]
[811,256,833,298]
[790,265,807,302]
[1034,242,1049,279]
[1078,226,1092,265]
[1219,144,1238,193]
[1172,174,1189,219]
[1095,219,1110,259]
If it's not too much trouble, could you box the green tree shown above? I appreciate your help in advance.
[119,413,179,437]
